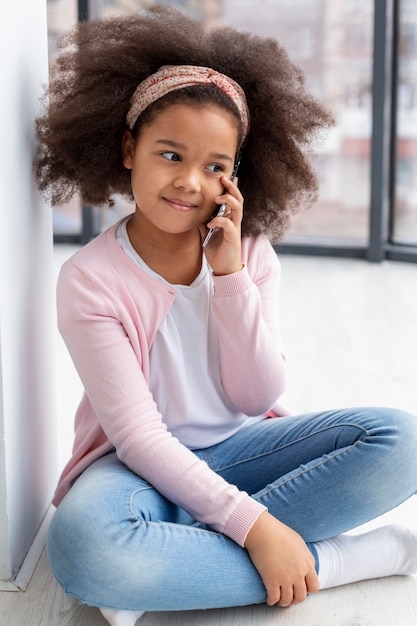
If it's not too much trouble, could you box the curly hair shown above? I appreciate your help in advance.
[35,5,333,240]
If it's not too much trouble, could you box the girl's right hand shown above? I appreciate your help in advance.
[244,511,320,607]
[201,175,244,277]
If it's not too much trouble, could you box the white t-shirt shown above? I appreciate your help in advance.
[117,219,264,449]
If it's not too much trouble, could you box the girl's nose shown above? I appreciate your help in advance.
[173,167,201,192]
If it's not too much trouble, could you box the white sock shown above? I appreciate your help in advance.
[314,524,417,589]
[99,607,145,626]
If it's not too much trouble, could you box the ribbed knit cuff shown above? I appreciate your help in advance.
[212,265,252,297]
[224,495,267,547]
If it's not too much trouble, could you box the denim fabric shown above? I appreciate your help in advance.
[47,407,417,611]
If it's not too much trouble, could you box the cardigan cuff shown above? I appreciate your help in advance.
[223,495,267,547]
[212,265,252,297]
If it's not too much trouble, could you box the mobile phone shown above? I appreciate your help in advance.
[202,151,242,248]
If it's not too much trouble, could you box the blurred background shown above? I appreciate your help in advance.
[46,0,417,263]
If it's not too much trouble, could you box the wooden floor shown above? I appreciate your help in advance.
[1,249,417,625]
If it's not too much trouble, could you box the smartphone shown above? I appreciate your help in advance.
[202,151,242,248]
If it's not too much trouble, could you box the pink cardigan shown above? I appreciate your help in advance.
[54,220,287,546]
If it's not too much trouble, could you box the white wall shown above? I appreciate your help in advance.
[0,0,57,582]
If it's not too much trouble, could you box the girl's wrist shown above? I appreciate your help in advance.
[212,263,244,277]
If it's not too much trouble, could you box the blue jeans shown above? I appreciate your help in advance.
[47,407,417,612]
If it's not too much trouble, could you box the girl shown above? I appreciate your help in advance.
[35,6,417,626]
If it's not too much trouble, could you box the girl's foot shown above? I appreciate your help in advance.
[99,607,145,626]
[315,524,417,589]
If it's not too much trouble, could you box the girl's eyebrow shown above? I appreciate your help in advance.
[155,139,233,163]
[155,139,186,149]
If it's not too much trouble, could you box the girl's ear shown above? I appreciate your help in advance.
[122,130,135,169]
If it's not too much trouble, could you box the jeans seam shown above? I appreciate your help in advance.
[202,422,370,473]
[253,440,363,500]
[129,486,154,519]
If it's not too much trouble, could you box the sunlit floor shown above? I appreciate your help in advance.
[1,247,417,626]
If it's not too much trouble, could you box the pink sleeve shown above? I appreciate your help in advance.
[212,237,286,415]
[57,262,266,547]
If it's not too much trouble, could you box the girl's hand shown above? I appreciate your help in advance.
[244,511,320,607]
[200,176,243,276]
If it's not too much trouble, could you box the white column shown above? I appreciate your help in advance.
[0,0,57,585]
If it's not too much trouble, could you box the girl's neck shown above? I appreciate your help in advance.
[126,212,203,286]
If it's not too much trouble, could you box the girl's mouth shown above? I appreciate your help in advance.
[163,197,198,212]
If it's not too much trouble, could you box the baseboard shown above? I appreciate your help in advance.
[0,505,54,592]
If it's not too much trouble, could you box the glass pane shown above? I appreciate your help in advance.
[47,0,82,236]
[255,0,373,243]
[393,0,417,245]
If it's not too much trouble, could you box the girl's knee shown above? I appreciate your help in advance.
[47,494,138,602]
[375,406,417,441]
[47,495,96,574]
[370,407,417,475]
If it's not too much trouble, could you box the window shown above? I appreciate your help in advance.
[48,0,417,262]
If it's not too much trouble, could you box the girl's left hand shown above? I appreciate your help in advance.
[200,176,243,276]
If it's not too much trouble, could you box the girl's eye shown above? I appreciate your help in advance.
[207,164,224,173]
[161,151,181,162]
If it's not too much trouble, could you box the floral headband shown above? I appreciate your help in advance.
[126,65,249,140]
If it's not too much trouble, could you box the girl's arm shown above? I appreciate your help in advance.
[212,236,286,416]
[203,176,286,416]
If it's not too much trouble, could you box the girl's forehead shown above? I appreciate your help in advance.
[139,103,239,156]
[145,102,239,146]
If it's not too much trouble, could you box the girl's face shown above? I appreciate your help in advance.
[122,103,239,238]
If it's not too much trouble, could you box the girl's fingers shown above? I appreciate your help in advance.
[291,579,309,605]
[218,175,243,203]
[306,569,320,594]
[213,180,243,226]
